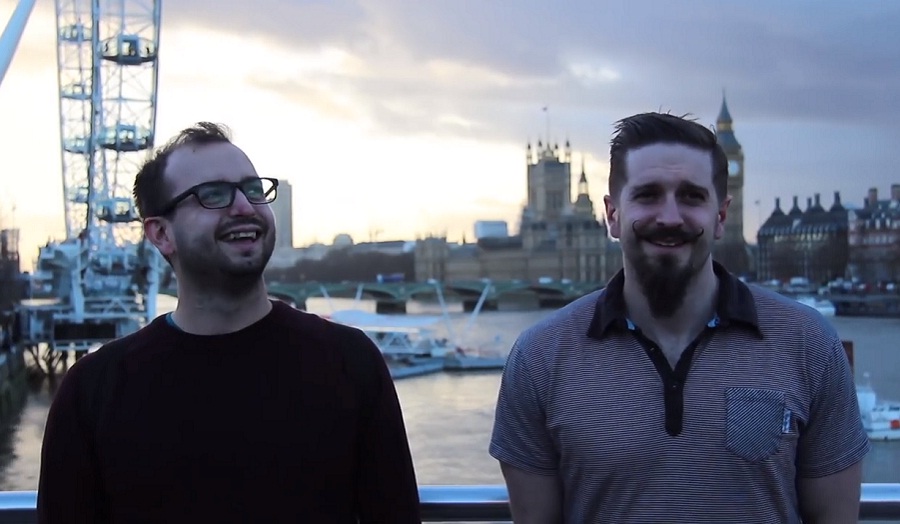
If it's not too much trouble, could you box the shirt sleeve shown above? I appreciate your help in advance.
[796,337,871,478]
[37,357,104,524]
[351,330,421,524]
[489,338,559,474]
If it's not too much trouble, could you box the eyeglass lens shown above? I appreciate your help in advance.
[196,179,275,208]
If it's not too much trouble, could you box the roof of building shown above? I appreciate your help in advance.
[759,193,848,235]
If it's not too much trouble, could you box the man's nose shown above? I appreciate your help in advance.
[655,195,684,226]
[228,189,256,216]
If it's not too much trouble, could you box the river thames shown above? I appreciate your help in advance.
[1,294,898,513]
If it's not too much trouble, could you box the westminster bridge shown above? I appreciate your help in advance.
[159,279,607,313]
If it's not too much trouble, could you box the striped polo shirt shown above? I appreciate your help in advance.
[490,261,871,523]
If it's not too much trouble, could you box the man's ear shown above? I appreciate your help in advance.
[604,195,621,239]
[714,195,733,239]
[143,217,176,257]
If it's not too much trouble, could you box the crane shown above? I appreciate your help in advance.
[13,0,163,372]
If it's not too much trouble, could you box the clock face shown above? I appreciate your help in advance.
[727,160,741,176]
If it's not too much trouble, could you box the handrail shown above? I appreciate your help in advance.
[0,484,897,522]
[0,0,37,88]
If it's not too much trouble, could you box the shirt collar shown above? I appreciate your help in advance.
[587,260,761,340]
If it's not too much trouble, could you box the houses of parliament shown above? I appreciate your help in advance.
[414,98,753,283]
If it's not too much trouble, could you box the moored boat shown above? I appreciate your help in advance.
[796,295,836,317]
[326,281,507,379]
[857,373,900,441]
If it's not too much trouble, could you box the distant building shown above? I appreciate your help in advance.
[847,185,900,284]
[266,243,330,269]
[474,221,508,240]
[415,140,621,283]
[711,97,751,277]
[271,179,294,249]
[415,237,451,281]
[349,240,415,256]
[0,228,22,312]
[757,193,849,284]
[333,233,354,248]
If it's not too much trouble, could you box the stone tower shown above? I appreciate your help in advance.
[712,96,750,276]
[526,140,572,223]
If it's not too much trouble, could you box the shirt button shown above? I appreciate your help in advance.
[670,382,680,391]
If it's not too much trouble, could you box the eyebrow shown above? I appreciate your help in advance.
[679,182,710,195]
[629,183,659,194]
[202,175,259,183]
[628,181,710,196]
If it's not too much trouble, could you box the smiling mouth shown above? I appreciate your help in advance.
[220,231,261,242]
[648,239,685,247]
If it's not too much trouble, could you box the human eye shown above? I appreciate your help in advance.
[631,188,657,202]
[196,183,232,206]
[242,180,266,200]
[680,188,708,204]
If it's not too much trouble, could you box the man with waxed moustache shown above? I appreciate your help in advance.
[490,111,869,523]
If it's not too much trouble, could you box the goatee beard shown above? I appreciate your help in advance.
[628,220,705,318]
[632,253,696,318]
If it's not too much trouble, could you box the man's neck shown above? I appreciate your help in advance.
[172,279,273,335]
[622,261,719,346]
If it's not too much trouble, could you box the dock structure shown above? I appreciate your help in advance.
[0,341,27,427]
[0,297,28,430]
[0,229,23,315]
[829,294,900,317]
[0,228,29,422]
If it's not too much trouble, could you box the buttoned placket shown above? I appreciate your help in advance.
[625,316,720,436]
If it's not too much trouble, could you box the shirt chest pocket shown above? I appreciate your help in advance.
[725,387,791,463]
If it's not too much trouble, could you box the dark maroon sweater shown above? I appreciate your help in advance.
[37,301,421,523]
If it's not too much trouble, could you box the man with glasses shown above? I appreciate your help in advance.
[37,122,421,523]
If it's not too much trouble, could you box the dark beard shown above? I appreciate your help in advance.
[632,253,696,318]
[629,220,705,318]
[179,253,266,298]
[175,226,275,298]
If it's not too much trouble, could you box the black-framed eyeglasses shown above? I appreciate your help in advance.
[156,177,279,216]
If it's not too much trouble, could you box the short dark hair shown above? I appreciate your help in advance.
[133,122,233,218]
[608,112,727,202]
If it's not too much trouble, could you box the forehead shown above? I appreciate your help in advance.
[623,143,713,190]
[164,142,257,194]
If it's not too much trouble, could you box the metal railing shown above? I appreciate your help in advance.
[0,484,898,522]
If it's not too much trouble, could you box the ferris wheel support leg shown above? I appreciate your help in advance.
[0,0,37,88]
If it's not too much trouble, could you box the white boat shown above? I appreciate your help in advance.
[857,373,900,441]
[796,295,836,317]
[328,309,454,358]
[324,281,507,378]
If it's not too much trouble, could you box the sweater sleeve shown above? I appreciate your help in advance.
[37,354,105,524]
[348,329,422,523]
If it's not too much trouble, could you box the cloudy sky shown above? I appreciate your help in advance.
[1,0,898,269]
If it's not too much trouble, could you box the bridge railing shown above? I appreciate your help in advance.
[0,484,898,522]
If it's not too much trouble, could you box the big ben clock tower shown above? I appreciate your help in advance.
[712,96,750,276]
